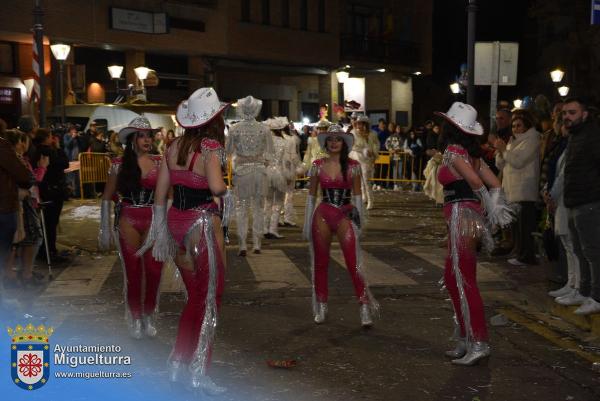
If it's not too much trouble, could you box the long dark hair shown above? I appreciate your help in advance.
[326,136,350,181]
[176,115,225,167]
[117,133,142,195]
[440,121,482,158]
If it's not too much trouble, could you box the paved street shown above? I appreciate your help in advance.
[3,190,600,401]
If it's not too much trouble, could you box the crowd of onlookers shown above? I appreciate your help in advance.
[0,116,175,290]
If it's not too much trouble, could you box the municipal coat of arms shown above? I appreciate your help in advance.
[7,323,53,390]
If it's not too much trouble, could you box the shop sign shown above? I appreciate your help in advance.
[110,7,169,34]
[0,88,15,104]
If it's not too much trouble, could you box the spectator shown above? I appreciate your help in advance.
[562,97,600,315]
[31,129,69,263]
[495,110,540,266]
[0,121,32,297]
[385,125,405,191]
[89,129,107,153]
[154,127,166,154]
[404,128,424,191]
[165,129,176,148]
[108,131,123,157]
[298,125,310,160]
[3,130,47,287]
[547,122,583,305]
[372,119,390,188]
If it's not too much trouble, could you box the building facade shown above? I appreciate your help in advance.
[0,0,431,127]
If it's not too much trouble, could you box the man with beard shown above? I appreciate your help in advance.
[562,97,600,315]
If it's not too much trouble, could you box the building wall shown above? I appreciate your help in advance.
[391,78,413,128]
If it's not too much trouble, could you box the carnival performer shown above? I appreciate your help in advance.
[303,124,378,327]
[99,117,164,339]
[263,118,294,239]
[281,118,302,226]
[302,120,329,171]
[137,87,231,394]
[226,95,274,256]
[349,115,379,210]
[436,102,514,365]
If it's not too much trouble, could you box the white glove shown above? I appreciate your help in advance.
[475,186,515,228]
[352,195,366,236]
[98,200,113,251]
[302,195,316,240]
[220,189,235,227]
[136,205,175,262]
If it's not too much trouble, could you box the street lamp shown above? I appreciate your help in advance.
[550,68,565,83]
[50,43,71,124]
[450,82,460,94]
[558,86,570,97]
[335,70,349,84]
[134,66,151,88]
[107,65,124,103]
[513,98,523,109]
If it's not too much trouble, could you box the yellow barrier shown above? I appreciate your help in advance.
[78,152,112,199]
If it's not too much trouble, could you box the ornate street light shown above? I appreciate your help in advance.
[550,68,565,83]
[513,98,522,109]
[450,82,460,94]
[134,66,151,87]
[335,70,349,84]
[50,43,71,123]
[558,86,570,97]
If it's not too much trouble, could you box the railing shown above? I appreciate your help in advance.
[78,152,112,200]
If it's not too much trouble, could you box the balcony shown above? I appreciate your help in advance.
[340,34,421,67]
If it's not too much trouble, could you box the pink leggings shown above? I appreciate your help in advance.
[118,206,163,320]
[168,207,225,367]
[443,202,488,342]
[311,203,367,304]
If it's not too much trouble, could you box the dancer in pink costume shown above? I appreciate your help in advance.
[436,102,514,365]
[138,88,232,395]
[99,117,163,339]
[303,124,378,327]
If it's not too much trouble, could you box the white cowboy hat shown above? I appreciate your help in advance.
[316,119,331,129]
[318,123,354,150]
[356,115,370,124]
[264,117,287,131]
[176,87,229,128]
[118,116,158,144]
[434,102,484,136]
[236,95,262,120]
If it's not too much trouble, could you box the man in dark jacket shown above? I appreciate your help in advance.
[0,127,33,301]
[562,97,600,315]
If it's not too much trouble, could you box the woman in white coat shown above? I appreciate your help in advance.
[495,110,540,266]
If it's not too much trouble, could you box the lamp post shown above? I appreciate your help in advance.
[558,86,570,97]
[134,66,150,102]
[107,65,124,103]
[466,0,477,106]
[50,43,71,124]
[550,68,565,83]
[513,98,522,109]
[450,82,461,95]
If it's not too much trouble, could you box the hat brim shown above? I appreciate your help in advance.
[176,101,230,129]
[118,126,159,144]
[434,111,484,136]
[317,131,354,151]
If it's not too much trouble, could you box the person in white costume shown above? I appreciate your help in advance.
[280,117,302,226]
[263,118,294,239]
[349,115,379,210]
[226,96,274,256]
[302,120,330,172]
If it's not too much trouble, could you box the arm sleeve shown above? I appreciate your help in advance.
[504,136,539,169]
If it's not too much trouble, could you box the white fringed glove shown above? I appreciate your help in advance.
[98,200,113,251]
[475,186,515,228]
[302,195,316,240]
[220,189,235,227]
[136,205,176,262]
[352,195,365,236]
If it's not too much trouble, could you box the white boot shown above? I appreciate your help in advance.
[267,206,284,239]
[555,289,587,306]
[548,284,572,298]
[129,318,143,339]
[143,314,157,337]
[451,342,490,366]
[314,302,327,324]
[360,304,373,327]
[574,297,600,315]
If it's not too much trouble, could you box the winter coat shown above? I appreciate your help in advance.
[564,119,600,208]
[495,127,540,203]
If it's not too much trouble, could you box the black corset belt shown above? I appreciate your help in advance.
[443,180,479,204]
[173,185,214,210]
[322,188,352,207]
[120,189,154,206]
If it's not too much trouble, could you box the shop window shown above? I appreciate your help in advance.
[278,100,289,117]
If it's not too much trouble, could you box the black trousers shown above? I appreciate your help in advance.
[514,201,538,264]
[41,197,64,255]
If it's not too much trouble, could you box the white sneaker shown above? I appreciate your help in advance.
[555,290,587,306]
[548,285,573,298]
[574,298,600,315]
[507,258,527,266]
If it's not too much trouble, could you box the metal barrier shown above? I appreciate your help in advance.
[78,152,112,199]
[371,151,425,184]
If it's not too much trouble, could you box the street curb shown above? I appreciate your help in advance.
[551,303,600,336]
